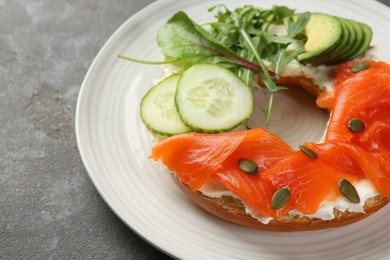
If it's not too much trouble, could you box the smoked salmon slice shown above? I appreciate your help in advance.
[212,131,294,218]
[261,149,359,215]
[357,113,390,197]
[150,130,249,190]
[151,128,294,217]
[304,142,375,179]
[212,163,282,218]
[325,61,390,142]
[321,60,390,197]
[150,128,292,191]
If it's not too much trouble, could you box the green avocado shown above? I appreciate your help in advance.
[297,13,343,63]
[307,17,351,65]
[329,19,364,64]
[330,20,372,64]
[327,18,358,64]
[294,12,373,66]
[331,18,354,61]
[349,22,372,59]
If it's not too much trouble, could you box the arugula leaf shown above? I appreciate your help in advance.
[231,14,277,92]
[287,12,311,38]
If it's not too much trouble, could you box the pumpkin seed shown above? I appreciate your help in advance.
[338,178,360,203]
[271,186,290,210]
[238,158,258,175]
[350,61,370,73]
[348,118,365,133]
[299,145,318,159]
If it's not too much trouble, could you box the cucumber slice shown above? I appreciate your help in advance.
[175,64,254,133]
[140,74,192,136]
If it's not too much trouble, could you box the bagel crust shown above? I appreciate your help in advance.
[277,76,323,97]
[176,180,389,231]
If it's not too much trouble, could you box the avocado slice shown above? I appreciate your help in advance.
[349,22,372,59]
[306,17,351,65]
[329,18,354,61]
[330,20,372,64]
[294,13,373,65]
[297,13,343,63]
[329,19,364,64]
[330,18,358,64]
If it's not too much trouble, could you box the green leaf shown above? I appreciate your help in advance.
[273,48,286,74]
[276,85,288,91]
[231,14,277,92]
[261,32,297,45]
[287,12,311,38]
[157,11,272,75]
[280,45,305,67]
[208,22,238,48]
[272,6,295,19]
[117,54,178,65]
[273,45,305,73]
[157,11,235,64]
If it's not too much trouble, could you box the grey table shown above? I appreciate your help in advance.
[2,0,390,259]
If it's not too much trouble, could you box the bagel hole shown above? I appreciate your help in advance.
[246,86,329,149]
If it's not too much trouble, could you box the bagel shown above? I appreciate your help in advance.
[149,59,390,232]
[142,6,390,231]
[169,67,390,231]
[176,180,389,232]
[276,75,323,97]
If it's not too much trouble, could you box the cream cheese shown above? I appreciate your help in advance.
[279,60,337,92]
[200,178,237,198]
[200,179,275,224]
[267,22,337,92]
[199,179,379,224]
[288,179,379,221]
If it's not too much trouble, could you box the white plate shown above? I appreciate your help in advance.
[76,0,390,259]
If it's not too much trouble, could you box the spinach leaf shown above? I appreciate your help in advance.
[157,11,272,75]
[157,11,234,64]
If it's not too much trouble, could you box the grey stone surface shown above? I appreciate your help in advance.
[2,0,390,259]
[1,0,172,259]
